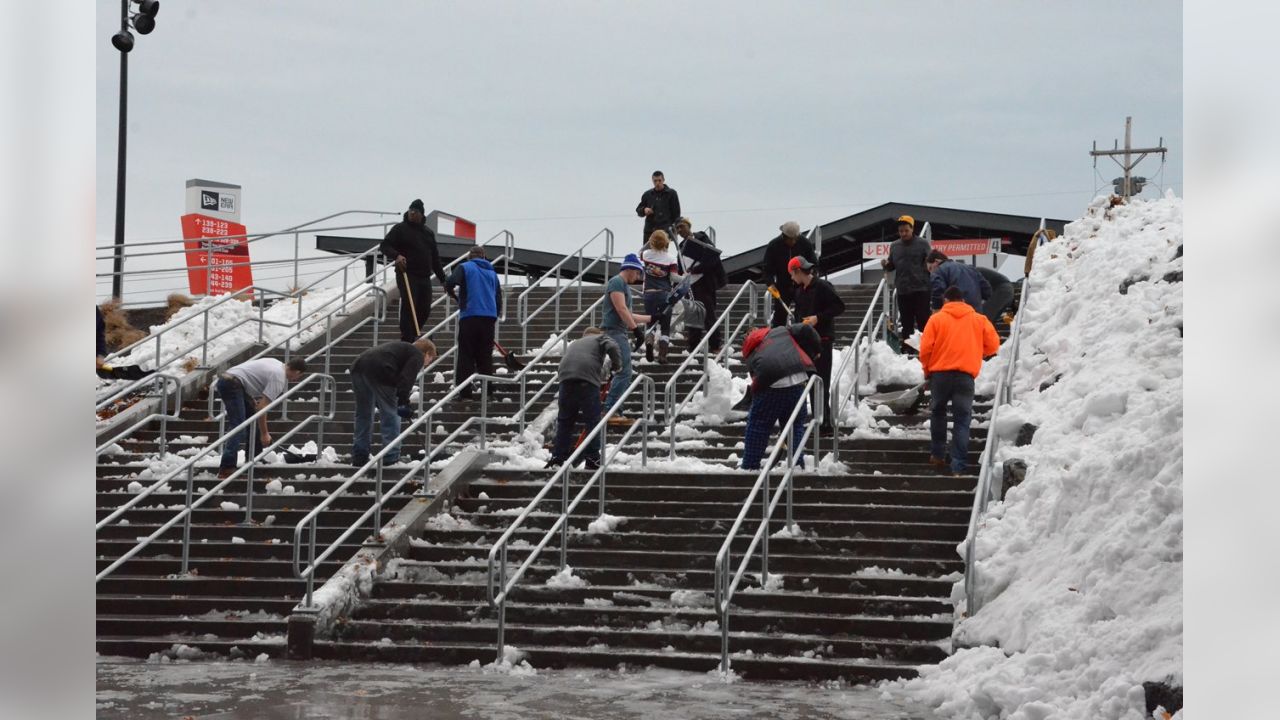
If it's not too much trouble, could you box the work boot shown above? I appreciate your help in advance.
[216,468,234,480]
[607,416,634,428]
[928,455,947,469]
[658,338,670,363]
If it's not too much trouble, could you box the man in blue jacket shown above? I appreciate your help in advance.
[927,250,991,312]
[445,245,503,400]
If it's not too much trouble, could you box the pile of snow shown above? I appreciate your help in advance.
[424,512,478,532]
[145,643,217,664]
[586,513,626,534]
[896,193,1183,719]
[669,590,712,608]
[677,359,749,424]
[831,340,924,404]
[545,565,589,589]
[106,286,373,381]
[481,645,537,676]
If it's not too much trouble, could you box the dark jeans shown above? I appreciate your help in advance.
[815,338,834,428]
[929,371,975,474]
[643,290,672,340]
[897,290,931,339]
[551,379,603,464]
[396,272,434,341]
[216,377,260,471]
[983,284,1015,326]
[691,281,721,352]
[351,370,401,464]
[742,384,809,470]
[455,316,496,397]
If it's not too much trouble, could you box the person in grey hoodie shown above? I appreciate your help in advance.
[545,328,622,470]
[880,215,932,340]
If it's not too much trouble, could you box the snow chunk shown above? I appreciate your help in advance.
[545,566,589,589]
[586,513,626,534]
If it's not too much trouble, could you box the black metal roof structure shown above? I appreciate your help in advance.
[317,202,1068,285]
[722,202,1069,283]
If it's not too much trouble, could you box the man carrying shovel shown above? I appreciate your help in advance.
[381,198,450,342]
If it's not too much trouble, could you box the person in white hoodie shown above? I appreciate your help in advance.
[640,229,683,363]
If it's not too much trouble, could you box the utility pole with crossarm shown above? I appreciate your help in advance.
[1090,116,1168,198]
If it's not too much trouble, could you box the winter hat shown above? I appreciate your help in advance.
[621,253,644,272]
[779,221,801,238]
[787,256,815,273]
[896,214,914,228]
[409,199,426,213]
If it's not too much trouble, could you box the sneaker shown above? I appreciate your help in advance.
[351,454,369,468]
[657,338,669,363]
[544,457,564,470]
[583,457,601,471]
[606,416,634,428]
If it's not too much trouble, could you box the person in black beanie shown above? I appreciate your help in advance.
[790,255,846,432]
[380,199,450,342]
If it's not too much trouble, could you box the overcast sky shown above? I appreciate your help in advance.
[95,1,1182,300]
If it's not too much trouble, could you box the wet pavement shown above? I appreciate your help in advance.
[96,657,933,719]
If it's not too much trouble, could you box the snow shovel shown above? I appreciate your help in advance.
[766,285,796,322]
[492,340,526,371]
[96,364,154,381]
[396,266,421,337]
[864,382,926,415]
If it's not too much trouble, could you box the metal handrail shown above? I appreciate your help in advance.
[663,281,760,458]
[520,255,607,353]
[516,227,612,350]
[962,223,1044,615]
[95,373,183,456]
[95,372,338,582]
[486,373,655,661]
[291,290,613,605]
[713,375,824,672]
[94,209,398,254]
[827,277,888,460]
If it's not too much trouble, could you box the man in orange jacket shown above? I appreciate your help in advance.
[919,285,1001,475]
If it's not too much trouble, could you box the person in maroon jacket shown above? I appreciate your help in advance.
[739,323,821,470]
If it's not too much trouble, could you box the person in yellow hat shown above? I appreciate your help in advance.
[880,215,932,342]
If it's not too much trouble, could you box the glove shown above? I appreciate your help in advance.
[397,404,416,420]
[632,327,646,351]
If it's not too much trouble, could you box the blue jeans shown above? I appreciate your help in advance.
[216,377,260,472]
[742,384,809,470]
[643,291,671,340]
[351,371,401,463]
[551,380,602,464]
[603,328,632,414]
[929,371,975,474]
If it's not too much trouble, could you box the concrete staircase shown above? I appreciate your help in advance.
[307,284,988,681]
[97,280,988,680]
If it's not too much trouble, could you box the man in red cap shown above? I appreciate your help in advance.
[790,255,845,432]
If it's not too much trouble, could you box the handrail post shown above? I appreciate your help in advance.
[761,467,770,586]
[243,430,257,523]
[181,466,194,573]
[306,522,317,606]
[480,377,489,449]
[374,457,384,538]
[293,231,300,290]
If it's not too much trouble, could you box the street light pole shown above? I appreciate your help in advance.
[110,0,159,300]
[113,34,128,300]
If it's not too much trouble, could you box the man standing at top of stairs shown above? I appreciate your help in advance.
[635,170,681,246]
[381,198,450,342]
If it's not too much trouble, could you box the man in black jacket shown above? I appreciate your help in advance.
[348,338,437,466]
[635,171,681,245]
[762,221,818,327]
[380,199,450,342]
[790,256,846,432]
[674,217,726,352]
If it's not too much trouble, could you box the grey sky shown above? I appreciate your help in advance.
[95,1,1182,301]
